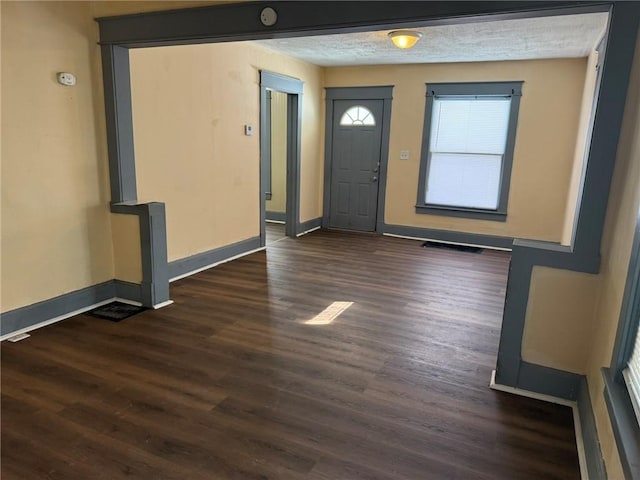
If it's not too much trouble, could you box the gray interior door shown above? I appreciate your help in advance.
[329,99,384,231]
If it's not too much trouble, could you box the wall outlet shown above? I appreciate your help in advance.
[400,150,410,160]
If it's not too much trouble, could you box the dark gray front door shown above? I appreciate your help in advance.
[329,99,384,231]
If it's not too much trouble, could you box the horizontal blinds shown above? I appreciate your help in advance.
[430,98,511,154]
[426,153,501,209]
[623,328,640,426]
[425,96,511,210]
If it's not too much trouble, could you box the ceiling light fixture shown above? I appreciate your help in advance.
[388,30,423,49]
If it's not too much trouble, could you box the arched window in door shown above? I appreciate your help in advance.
[339,106,376,126]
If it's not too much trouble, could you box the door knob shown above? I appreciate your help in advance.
[372,176,378,182]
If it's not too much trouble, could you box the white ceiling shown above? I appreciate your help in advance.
[254,13,608,66]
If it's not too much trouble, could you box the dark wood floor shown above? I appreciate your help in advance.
[266,222,286,245]
[1,230,580,479]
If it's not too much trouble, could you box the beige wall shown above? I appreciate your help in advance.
[562,49,600,246]
[1,1,114,312]
[584,31,640,479]
[522,266,599,373]
[90,1,237,18]
[130,42,324,263]
[325,59,586,242]
[111,214,142,283]
[266,91,287,214]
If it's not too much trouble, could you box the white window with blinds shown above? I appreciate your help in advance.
[417,82,522,221]
[623,328,640,425]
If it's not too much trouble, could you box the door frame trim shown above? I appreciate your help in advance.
[260,71,304,244]
[322,86,394,232]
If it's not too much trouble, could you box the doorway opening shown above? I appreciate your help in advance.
[259,71,303,247]
[264,89,288,245]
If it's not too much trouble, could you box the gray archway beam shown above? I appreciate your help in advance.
[96,1,606,48]
[96,0,638,401]
[101,44,136,203]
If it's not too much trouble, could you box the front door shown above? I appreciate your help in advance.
[329,99,384,231]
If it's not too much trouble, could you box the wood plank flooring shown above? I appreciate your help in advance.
[1,230,580,479]
[266,222,286,245]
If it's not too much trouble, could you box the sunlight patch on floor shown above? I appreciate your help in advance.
[304,301,353,325]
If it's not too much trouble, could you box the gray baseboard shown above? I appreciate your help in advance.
[298,217,322,235]
[602,368,640,479]
[381,223,514,250]
[266,211,286,222]
[168,236,261,280]
[0,279,151,337]
[516,361,583,400]
[577,377,607,479]
[114,280,142,302]
[1,281,110,336]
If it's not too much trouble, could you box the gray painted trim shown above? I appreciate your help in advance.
[415,205,507,222]
[376,94,394,233]
[298,217,322,234]
[286,94,302,237]
[96,2,610,48]
[425,81,523,97]
[322,96,333,229]
[577,377,607,480]
[261,71,303,95]
[168,236,261,280]
[495,241,599,388]
[114,280,142,302]
[325,86,394,100]
[515,361,582,400]
[260,71,303,243]
[603,367,640,479]
[265,89,273,203]
[266,211,286,222]
[381,223,514,250]
[0,279,145,337]
[610,207,640,377]
[495,3,639,395]
[568,30,606,248]
[260,81,269,246]
[573,3,640,260]
[322,86,394,232]
[111,202,170,307]
[1,281,116,336]
[416,81,523,221]
[101,44,137,203]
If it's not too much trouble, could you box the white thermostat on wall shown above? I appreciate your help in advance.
[57,72,76,86]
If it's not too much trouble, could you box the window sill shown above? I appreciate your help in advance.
[415,204,507,222]
[602,367,640,480]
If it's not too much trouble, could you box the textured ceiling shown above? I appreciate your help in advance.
[254,13,608,66]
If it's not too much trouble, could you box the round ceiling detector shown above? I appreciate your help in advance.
[260,7,278,27]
